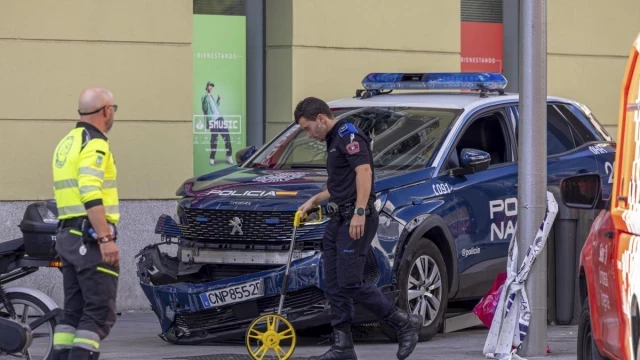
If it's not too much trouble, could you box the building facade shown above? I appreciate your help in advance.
[0,0,637,311]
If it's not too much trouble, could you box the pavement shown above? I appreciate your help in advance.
[97,311,579,360]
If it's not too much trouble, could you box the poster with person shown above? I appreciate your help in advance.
[192,14,246,177]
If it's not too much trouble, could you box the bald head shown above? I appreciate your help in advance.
[78,87,113,114]
[77,87,117,133]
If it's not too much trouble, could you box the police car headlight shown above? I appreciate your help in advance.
[374,192,388,213]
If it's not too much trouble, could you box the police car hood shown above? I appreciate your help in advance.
[177,168,328,204]
[176,167,433,210]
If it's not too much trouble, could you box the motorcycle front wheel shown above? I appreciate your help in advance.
[0,292,58,360]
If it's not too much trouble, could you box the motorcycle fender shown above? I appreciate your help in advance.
[5,287,58,311]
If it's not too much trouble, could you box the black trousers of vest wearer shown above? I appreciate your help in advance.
[322,213,396,329]
[54,226,119,353]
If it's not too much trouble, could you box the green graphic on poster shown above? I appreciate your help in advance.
[193,14,246,177]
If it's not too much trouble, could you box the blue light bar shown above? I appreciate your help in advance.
[361,72,508,91]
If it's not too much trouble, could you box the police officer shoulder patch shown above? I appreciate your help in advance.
[95,150,106,166]
[338,123,358,137]
[346,140,360,154]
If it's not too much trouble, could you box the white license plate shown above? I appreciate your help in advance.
[199,278,264,309]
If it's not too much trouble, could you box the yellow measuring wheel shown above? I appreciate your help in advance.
[246,206,323,360]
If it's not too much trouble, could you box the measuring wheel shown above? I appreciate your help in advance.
[246,313,296,360]
[245,206,323,360]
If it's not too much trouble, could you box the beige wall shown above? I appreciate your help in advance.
[2,1,638,201]
[266,0,461,140]
[548,0,640,139]
[267,0,639,142]
[0,0,193,201]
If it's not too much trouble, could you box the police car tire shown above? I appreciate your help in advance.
[577,298,605,360]
[384,237,448,343]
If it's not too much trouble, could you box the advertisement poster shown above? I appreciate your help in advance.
[192,14,246,177]
[460,21,503,72]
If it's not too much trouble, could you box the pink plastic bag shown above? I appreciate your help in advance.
[473,272,552,354]
[473,272,507,328]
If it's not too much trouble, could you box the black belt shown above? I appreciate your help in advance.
[58,217,88,230]
[326,201,375,218]
[58,217,117,233]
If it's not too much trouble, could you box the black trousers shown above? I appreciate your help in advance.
[53,226,119,353]
[210,116,232,158]
[322,213,396,328]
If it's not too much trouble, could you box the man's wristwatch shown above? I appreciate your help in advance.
[97,233,116,244]
[354,207,366,216]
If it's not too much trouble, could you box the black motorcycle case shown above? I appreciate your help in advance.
[18,201,58,258]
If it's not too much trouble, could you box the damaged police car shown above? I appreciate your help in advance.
[135,72,615,345]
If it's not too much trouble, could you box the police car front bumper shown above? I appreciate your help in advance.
[136,243,395,344]
[136,244,329,343]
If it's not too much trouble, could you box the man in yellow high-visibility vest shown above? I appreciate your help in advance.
[51,87,120,360]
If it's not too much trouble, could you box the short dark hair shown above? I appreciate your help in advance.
[293,97,333,124]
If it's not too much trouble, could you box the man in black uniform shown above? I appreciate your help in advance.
[296,97,422,360]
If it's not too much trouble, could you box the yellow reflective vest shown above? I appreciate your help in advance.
[52,122,119,225]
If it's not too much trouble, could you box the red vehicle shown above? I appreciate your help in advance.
[561,32,640,360]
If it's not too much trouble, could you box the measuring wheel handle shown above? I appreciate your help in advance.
[295,205,323,227]
[245,313,297,360]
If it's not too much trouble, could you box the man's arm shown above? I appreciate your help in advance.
[77,139,110,237]
[341,131,373,205]
[299,189,329,215]
[340,129,373,239]
[201,94,208,115]
[311,189,330,205]
[87,205,110,237]
[78,139,119,266]
[354,164,372,210]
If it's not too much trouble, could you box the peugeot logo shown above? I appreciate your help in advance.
[229,217,243,235]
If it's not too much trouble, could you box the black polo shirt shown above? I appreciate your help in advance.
[325,119,376,207]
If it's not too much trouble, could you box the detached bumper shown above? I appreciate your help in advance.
[136,243,390,344]
[136,244,331,344]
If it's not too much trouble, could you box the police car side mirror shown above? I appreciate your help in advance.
[560,173,602,210]
[449,149,490,176]
[235,146,257,165]
[450,148,491,176]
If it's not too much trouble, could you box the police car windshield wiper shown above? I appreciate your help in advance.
[290,163,326,169]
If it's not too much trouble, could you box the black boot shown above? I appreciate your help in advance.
[384,308,422,360]
[68,347,100,360]
[52,348,71,360]
[308,328,358,360]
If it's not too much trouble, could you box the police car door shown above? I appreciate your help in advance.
[440,106,518,299]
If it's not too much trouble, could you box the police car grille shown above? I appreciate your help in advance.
[174,287,326,333]
[180,209,323,242]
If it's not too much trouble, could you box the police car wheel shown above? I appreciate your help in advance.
[384,237,448,343]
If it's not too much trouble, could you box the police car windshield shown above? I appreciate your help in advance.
[246,106,461,171]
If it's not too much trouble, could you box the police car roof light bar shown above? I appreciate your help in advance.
[359,72,508,98]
